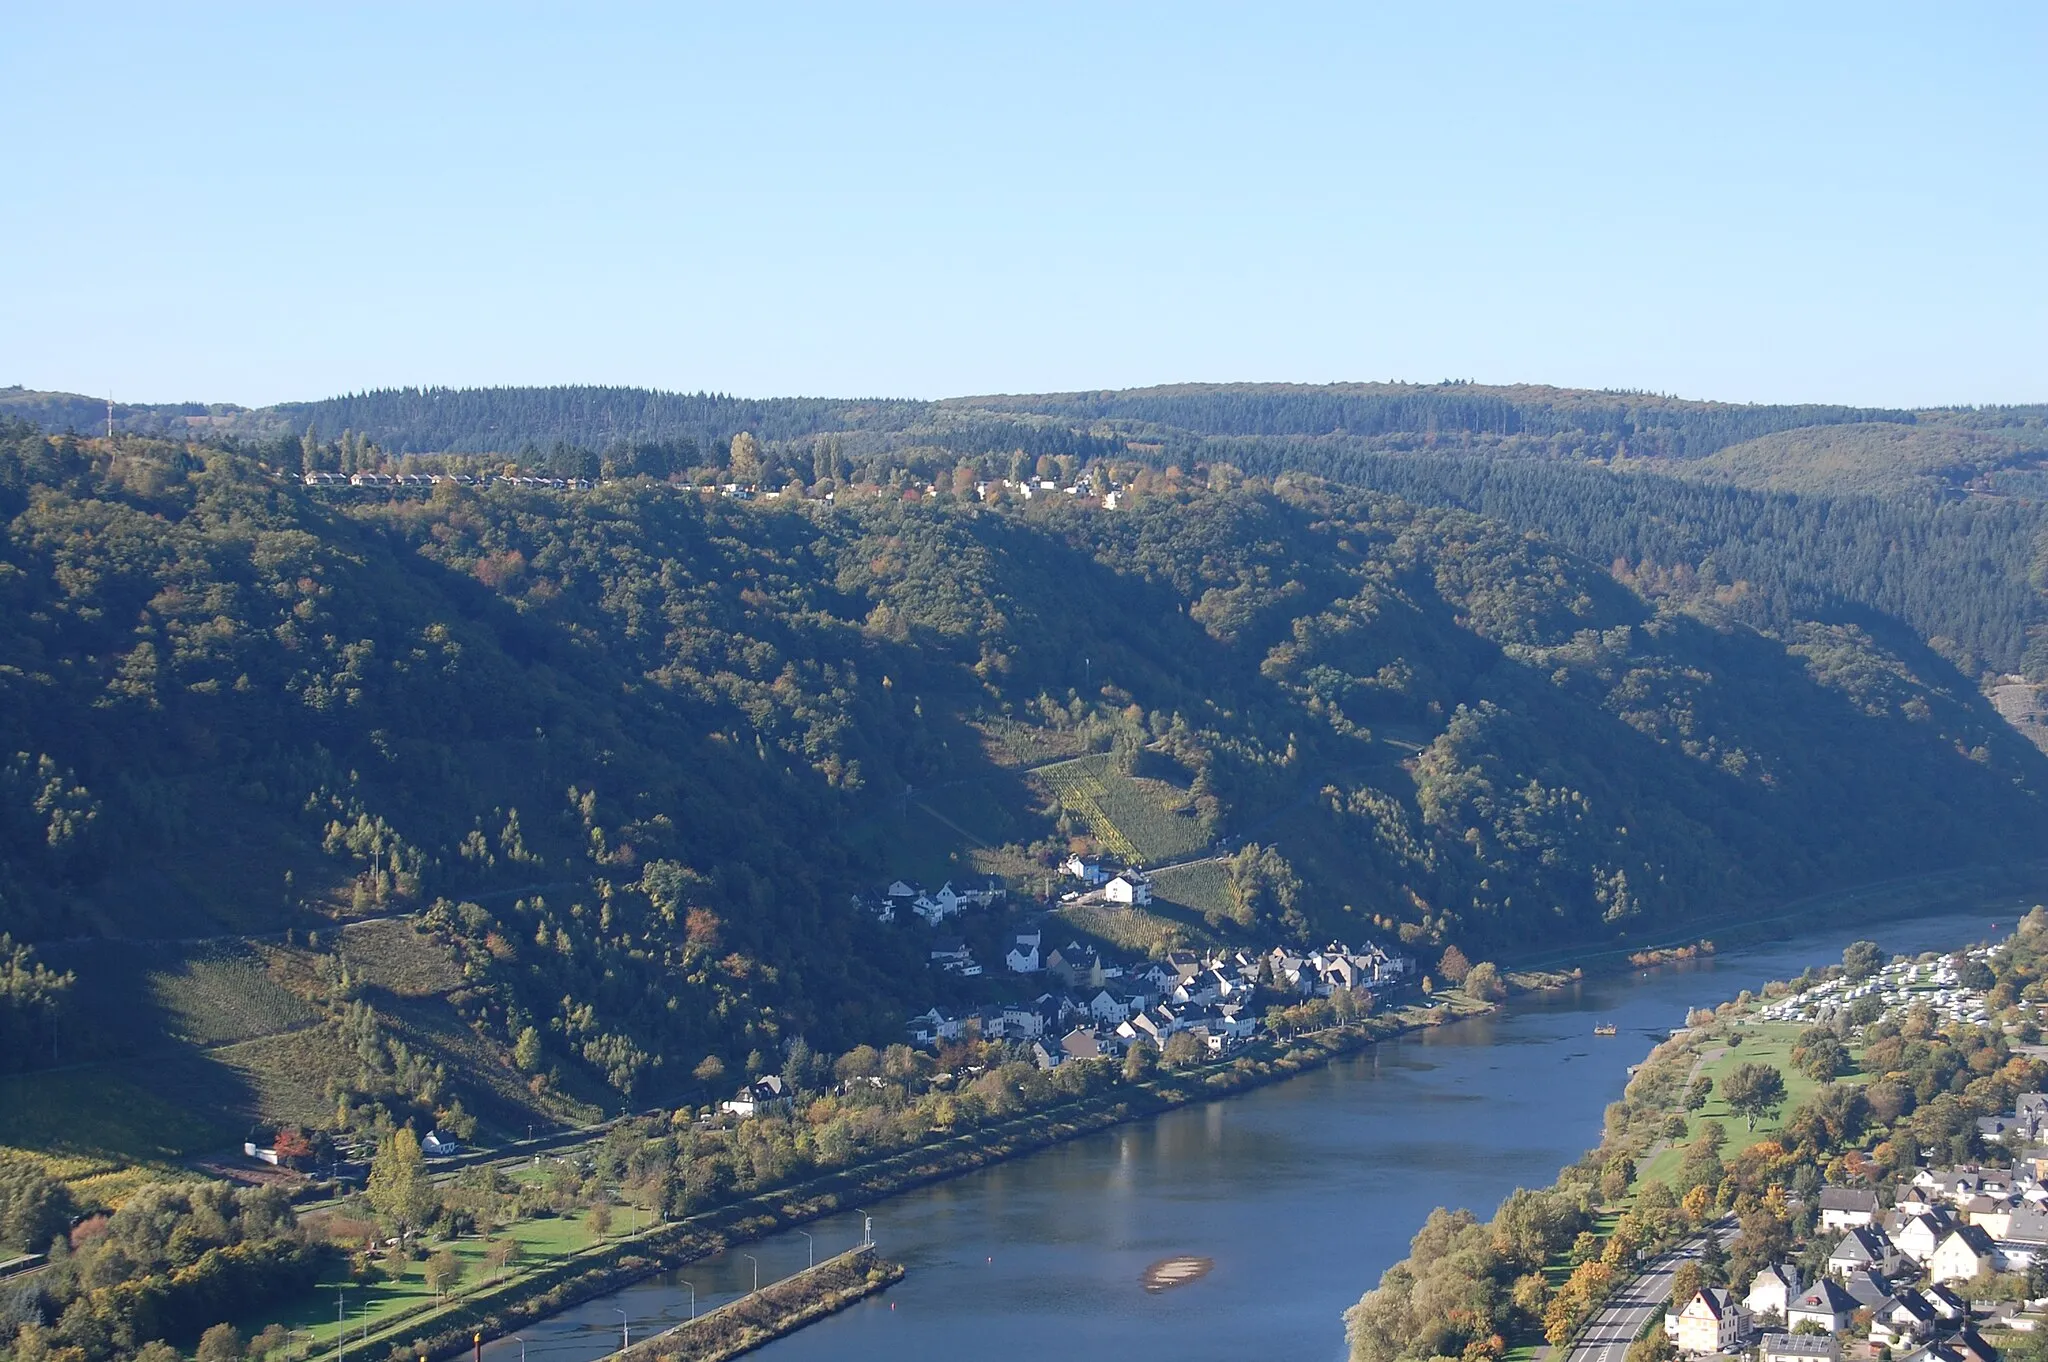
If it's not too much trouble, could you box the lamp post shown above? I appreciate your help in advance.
[678,1281,696,1321]
[331,1284,350,1362]
[511,1336,527,1362]
[796,1231,813,1270]
[742,1254,759,1295]
[614,1308,628,1353]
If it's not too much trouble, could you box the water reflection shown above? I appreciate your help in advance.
[489,910,2007,1362]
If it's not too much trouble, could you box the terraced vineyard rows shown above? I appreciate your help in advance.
[1031,755,1210,864]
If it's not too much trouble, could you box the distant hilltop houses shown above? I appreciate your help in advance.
[304,471,592,490]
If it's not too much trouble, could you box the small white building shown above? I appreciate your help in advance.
[1104,872,1152,907]
[1006,930,1042,974]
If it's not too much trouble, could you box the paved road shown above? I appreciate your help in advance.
[1564,1233,1708,1362]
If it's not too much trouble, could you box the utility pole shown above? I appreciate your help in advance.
[333,1284,349,1362]
[107,394,114,441]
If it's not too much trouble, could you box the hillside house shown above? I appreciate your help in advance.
[1063,855,1108,886]
[906,1007,963,1046]
[1006,930,1043,973]
[1104,871,1152,906]
[720,1076,791,1119]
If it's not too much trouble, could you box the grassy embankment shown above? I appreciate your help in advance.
[269,994,1492,1361]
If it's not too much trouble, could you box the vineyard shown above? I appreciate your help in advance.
[1030,755,1211,865]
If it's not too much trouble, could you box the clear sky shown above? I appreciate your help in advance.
[3,4,2042,409]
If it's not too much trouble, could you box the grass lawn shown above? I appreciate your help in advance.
[263,1213,612,1348]
[1637,1021,1859,1188]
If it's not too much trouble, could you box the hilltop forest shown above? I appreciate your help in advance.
[4,391,2048,1147]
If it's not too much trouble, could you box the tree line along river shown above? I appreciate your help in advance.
[482,907,2013,1362]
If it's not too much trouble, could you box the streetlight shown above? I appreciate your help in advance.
[329,1284,350,1362]
[614,1308,628,1352]
[742,1254,759,1295]
[796,1231,814,1270]
[854,1210,873,1248]
[511,1337,527,1362]
[678,1281,696,1320]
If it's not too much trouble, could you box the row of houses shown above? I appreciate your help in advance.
[859,878,1008,927]
[303,471,593,490]
[903,939,1414,1062]
[1665,1149,2048,1359]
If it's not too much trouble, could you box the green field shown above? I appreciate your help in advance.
[256,1211,609,1348]
[1637,1021,1847,1187]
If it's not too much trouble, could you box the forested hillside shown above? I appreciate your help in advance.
[4,417,2046,1133]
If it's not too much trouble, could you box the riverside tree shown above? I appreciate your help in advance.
[1721,1063,1788,1131]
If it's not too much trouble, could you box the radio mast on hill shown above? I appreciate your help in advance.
[106,393,114,440]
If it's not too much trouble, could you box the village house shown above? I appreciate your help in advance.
[1665,1288,1747,1354]
[1992,1206,2048,1267]
[1046,945,1106,990]
[420,1129,462,1157]
[1062,854,1108,886]
[1104,871,1152,907]
[1060,1026,1104,1062]
[1888,1208,1958,1264]
[1784,1278,1857,1334]
[1744,1264,1801,1320]
[930,936,982,976]
[1758,1335,1839,1362]
[1817,1185,1880,1230]
[1870,1291,1940,1349]
[1006,929,1042,974]
[720,1075,791,1119]
[1926,1224,1999,1284]
[1827,1226,1893,1279]
[905,1007,963,1046]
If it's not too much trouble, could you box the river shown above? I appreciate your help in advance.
[483,907,2017,1362]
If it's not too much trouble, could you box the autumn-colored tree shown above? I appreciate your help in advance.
[368,1127,435,1237]
[1438,946,1473,984]
[424,1249,464,1299]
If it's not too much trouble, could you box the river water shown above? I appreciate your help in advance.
[484,908,2015,1362]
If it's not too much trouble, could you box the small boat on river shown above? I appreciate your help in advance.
[1593,1023,1617,1036]
[1143,1256,1214,1292]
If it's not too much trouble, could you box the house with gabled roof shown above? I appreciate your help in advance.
[1927,1224,1998,1284]
[1785,1277,1857,1333]
[1664,1287,1747,1354]
[1817,1185,1879,1230]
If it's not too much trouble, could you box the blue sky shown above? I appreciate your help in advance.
[2,4,2042,408]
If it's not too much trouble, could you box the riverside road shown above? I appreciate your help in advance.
[1565,1223,1734,1362]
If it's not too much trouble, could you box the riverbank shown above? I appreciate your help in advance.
[361,996,1465,1362]
[614,1247,902,1362]
[1348,910,2048,1362]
